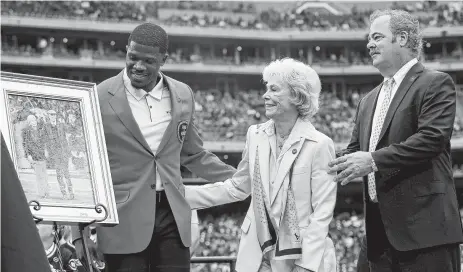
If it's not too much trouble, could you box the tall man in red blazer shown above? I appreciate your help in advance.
[329,9,463,271]
[72,23,236,272]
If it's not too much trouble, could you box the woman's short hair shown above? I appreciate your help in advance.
[262,58,321,119]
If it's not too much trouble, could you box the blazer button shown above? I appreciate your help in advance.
[151,184,156,190]
[292,149,297,154]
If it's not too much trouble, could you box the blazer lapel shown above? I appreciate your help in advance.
[362,85,382,151]
[377,63,424,144]
[270,140,303,206]
[155,73,181,155]
[108,71,153,155]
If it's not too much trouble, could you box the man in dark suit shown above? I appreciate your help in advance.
[1,133,51,272]
[328,9,463,271]
[45,109,74,199]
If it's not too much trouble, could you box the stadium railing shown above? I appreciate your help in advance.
[2,55,463,76]
[191,256,236,271]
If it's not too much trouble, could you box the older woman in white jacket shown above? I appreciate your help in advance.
[186,58,337,272]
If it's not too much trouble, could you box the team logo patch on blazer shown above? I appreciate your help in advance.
[177,121,189,142]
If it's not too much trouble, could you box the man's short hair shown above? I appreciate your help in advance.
[370,9,423,58]
[128,23,168,53]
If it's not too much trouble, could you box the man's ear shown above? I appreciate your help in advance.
[397,31,409,47]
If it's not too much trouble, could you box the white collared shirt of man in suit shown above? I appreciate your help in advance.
[370,58,418,137]
[368,58,418,201]
[123,68,169,191]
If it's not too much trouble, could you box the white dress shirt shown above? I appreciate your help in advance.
[123,69,172,191]
[369,58,418,147]
[267,131,285,229]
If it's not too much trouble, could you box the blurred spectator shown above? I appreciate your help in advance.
[313,92,357,143]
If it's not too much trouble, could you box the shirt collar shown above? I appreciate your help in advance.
[123,68,164,101]
[384,58,418,86]
[258,117,319,143]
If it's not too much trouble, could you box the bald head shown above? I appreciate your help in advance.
[27,115,37,128]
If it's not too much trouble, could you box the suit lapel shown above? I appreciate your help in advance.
[108,71,153,155]
[362,85,382,151]
[377,63,423,144]
[155,73,181,155]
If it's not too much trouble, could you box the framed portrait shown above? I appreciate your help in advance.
[0,72,118,225]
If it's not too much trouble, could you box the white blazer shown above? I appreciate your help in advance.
[186,118,337,272]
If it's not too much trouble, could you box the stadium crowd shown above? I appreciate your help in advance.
[2,1,462,30]
[192,88,359,143]
[191,209,463,272]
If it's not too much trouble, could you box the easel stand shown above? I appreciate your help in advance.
[30,200,109,272]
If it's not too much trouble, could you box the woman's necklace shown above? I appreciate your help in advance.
[276,132,290,150]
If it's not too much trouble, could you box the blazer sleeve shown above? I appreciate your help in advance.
[372,72,456,170]
[185,127,252,209]
[180,88,236,182]
[295,137,337,272]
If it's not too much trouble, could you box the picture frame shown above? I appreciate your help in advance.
[0,71,118,226]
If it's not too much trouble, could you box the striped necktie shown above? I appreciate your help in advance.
[368,78,395,202]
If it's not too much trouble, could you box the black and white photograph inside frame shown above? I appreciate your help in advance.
[0,71,118,225]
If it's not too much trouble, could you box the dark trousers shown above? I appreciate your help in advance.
[367,203,461,272]
[104,191,190,272]
[55,157,71,180]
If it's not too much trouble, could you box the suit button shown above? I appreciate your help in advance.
[292,149,297,154]
[155,156,159,160]
[151,184,156,190]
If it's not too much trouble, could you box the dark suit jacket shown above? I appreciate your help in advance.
[343,62,463,258]
[73,70,236,254]
[1,134,51,272]
[45,122,70,160]
[22,125,47,161]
